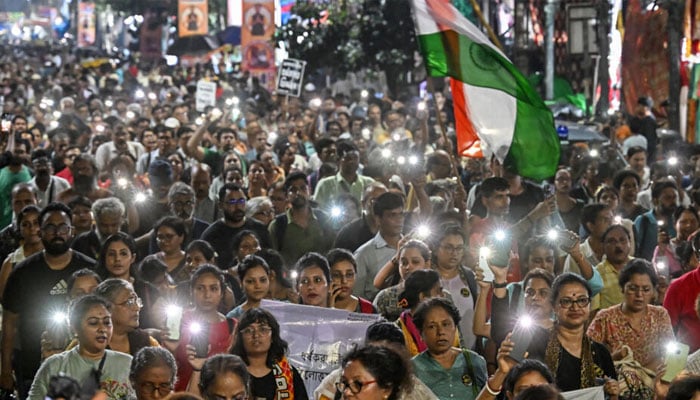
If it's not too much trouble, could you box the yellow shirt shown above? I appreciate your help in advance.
[592,257,633,310]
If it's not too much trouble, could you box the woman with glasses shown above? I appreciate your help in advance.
[28,295,133,399]
[130,347,177,400]
[328,249,376,313]
[93,279,159,356]
[227,255,270,319]
[230,308,308,399]
[0,205,42,300]
[373,239,432,321]
[525,273,619,395]
[588,259,674,373]
[338,345,412,400]
[412,297,488,400]
[166,265,236,392]
[142,217,187,283]
[296,252,330,308]
[98,233,162,329]
[246,196,275,226]
[653,206,700,279]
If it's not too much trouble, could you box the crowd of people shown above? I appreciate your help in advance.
[2,43,700,400]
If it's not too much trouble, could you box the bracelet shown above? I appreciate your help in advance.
[493,281,508,289]
[485,381,501,396]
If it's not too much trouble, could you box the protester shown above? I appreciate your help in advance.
[129,347,178,400]
[226,255,270,318]
[327,248,376,313]
[339,345,412,400]
[296,252,331,308]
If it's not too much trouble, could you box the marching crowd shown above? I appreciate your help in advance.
[2,44,700,400]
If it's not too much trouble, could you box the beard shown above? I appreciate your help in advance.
[73,174,96,194]
[290,195,308,209]
[43,238,70,255]
[224,209,245,223]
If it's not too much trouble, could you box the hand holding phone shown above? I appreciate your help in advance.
[508,316,535,363]
[662,342,689,382]
[488,230,512,268]
[189,322,210,358]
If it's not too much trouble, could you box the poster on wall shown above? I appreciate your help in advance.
[77,2,96,47]
[241,0,276,90]
[178,0,208,37]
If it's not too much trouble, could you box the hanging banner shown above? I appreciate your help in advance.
[241,0,276,90]
[260,300,382,399]
[140,9,163,61]
[77,2,96,47]
[178,0,208,37]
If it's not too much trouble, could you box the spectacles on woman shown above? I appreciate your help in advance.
[335,380,377,394]
[558,297,590,309]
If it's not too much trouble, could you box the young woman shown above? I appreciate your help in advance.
[653,206,700,278]
[230,308,308,399]
[166,265,236,392]
[259,248,298,303]
[296,252,330,308]
[227,255,270,319]
[0,205,42,300]
[373,240,432,321]
[141,217,187,282]
[327,249,375,313]
[28,295,133,399]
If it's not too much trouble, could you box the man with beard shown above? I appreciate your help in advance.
[136,124,178,175]
[591,225,634,311]
[94,121,145,173]
[201,183,270,269]
[634,179,680,260]
[57,153,112,203]
[133,159,175,238]
[269,172,333,265]
[0,140,32,229]
[0,202,95,398]
[334,182,388,252]
[146,182,210,254]
[191,163,219,223]
[28,149,70,208]
[71,197,125,259]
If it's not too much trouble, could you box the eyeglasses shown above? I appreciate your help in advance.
[116,296,143,309]
[335,380,377,394]
[240,326,272,337]
[171,200,194,208]
[558,297,591,309]
[43,224,72,236]
[331,271,355,281]
[225,198,246,206]
[157,233,176,242]
[440,245,464,254]
[254,209,275,217]
[139,382,172,396]
[625,285,653,294]
[525,288,551,298]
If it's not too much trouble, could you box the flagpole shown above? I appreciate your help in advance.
[427,78,461,179]
[466,0,504,51]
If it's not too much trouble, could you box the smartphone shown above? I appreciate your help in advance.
[488,231,511,268]
[478,247,495,283]
[190,322,211,358]
[165,305,183,341]
[557,230,577,250]
[662,342,689,382]
[1,113,12,132]
[508,318,535,363]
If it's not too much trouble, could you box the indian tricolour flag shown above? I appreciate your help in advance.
[411,0,560,180]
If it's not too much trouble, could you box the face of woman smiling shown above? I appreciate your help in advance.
[77,304,113,355]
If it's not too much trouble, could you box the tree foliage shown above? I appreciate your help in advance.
[274,0,419,95]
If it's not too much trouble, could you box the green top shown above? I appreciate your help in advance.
[269,208,332,265]
[412,349,487,400]
[313,172,374,209]
[0,165,31,229]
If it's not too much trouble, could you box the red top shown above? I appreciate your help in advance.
[663,268,700,352]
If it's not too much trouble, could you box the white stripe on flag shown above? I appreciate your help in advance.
[460,81,516,162]
[561,386,605,400]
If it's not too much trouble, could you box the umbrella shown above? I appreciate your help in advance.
[216,26,240,46]
[167,34,220,56]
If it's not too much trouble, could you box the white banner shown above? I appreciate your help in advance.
[195,80,217,112]
[561,386,605,400]
[261,300,383,399]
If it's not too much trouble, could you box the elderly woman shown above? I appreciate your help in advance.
[339,345,413,400]
[412,297,488,399]
[588,259,674,372]
[93,279,160,356]
[246,196,275,226]
[28,295,133,400]
[230,308,308,399]
[129,347,177,400]
[193,354,251,400]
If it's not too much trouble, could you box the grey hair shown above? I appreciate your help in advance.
[168,182,195,201]
[94,278,134,303]
[92,197,126,219]
[129,347,178,386]
[245,196,273,219]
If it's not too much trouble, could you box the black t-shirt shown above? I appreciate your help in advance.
[201,219,271,269]
[135,199,171,237]
[333,216,374,252]
[250,365,308,400]
[508,181,545,224]
[3,250,96,377]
